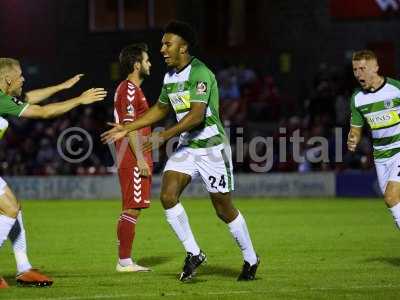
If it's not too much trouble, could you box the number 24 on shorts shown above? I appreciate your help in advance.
[208,175,226,189]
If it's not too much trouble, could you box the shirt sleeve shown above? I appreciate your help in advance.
[117,84,136,123]
[350,92,364,127]
[0,94,29,117]
[158,84,169,105]
[189,66,212,104]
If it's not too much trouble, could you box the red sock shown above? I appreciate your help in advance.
[117,213,137,259]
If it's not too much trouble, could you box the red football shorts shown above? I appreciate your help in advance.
[118,166,151,210]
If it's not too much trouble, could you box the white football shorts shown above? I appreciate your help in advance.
[375,152,400,194]
[163,144,234,193]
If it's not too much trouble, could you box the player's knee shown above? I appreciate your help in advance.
[160,192,178,209]
[214,203,238,223]
[1,204,19,218]
[0,196,19,218]
[216,211,228,222]
[384,191,399,207]
[10,206,19,218]
[213,205,229,222]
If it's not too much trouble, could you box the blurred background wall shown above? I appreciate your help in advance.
[0,0,399,197]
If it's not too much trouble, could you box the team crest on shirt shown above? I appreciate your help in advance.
[177,82,185,92]
[384,99,394,109]
[127,104,134,116]
[11,97,24,106]
[196,81,207,95]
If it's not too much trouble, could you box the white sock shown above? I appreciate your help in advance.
[165,203,200,255]
[8,211,32,273]
[228,212,257,265]
[0,214,16,247]
[118,258,133,266]
[389,203,400,229]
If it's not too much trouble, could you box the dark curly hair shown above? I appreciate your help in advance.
[164,20,197,52]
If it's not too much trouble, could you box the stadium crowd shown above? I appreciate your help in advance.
[0,62,374,175]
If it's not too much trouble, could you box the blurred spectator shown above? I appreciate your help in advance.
[218,65,245,125]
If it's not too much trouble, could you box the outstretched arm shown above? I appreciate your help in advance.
[347,126,362,152]
[126,101,170,132]
[159,102,205,140]
[21,88,106,119]
[141,102,206,152]
[101,101,170,143]
[25,74,83,104]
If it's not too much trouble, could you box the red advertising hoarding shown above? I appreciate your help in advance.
[330,0,400,18]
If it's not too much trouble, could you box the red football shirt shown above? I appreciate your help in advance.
[114,80,152,169]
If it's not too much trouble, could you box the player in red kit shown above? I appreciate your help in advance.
[114,43,152,272]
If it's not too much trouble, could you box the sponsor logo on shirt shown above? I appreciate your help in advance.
[168,91,190,111]
[366,111,400,129]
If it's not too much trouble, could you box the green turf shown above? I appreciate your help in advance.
[1,198,400,299]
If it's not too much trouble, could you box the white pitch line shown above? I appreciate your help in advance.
[309,284,400,291]
[12,290,252,300]
[12,285,400,300]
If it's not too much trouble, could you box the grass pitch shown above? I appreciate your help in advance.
[0,198,400,299]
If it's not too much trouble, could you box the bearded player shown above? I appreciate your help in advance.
[113,43,152,272]
[103,21,259,281]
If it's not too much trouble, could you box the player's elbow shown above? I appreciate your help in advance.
[190,113,204,128]
[21,105,51,119]
[38,107,55,119]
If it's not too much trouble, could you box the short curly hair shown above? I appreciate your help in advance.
[164,20,197,51]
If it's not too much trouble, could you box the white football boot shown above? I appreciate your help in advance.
[116,262,151,272]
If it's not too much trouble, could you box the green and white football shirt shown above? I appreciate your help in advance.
[159,58,227,153]
[350,78,400,161]
[0,90,29,117]
[0,91,29,139]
